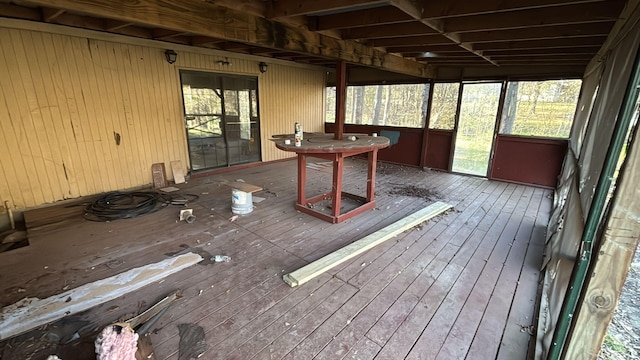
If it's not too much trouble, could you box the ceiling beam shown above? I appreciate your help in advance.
[443,1,625,33]
[19,0,430,77]
[458,22,615,43]
[483,47,601,56]
[0,3,41,21]
[387,44,478,53]
[269,0,387,18]
[422,0,606,19]
[473,36,608,51]
[152,28,190,40]
[42,8,65,22]
[368,34,454,47]
[342,22,437,39]
[388,0,497,65]
[104,19,133,31]
[311,6,412,31]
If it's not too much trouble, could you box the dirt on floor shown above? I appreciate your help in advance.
[599,248,640,359]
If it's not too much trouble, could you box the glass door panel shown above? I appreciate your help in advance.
[452,83,502,176]
[180,71,261,171]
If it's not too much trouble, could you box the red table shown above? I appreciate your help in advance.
[275,134,389,223]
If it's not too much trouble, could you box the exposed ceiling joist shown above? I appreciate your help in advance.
[442,1,625,33]
[368,34,454,47]
[473,36,608,51]
[269,0,387,19]
[41,7,64,22]
[421,0,606,19]
[342,22,437,39]
[311,6,412,31]
[458,22,615,43]
[104,19,133,31]
[388,0,498,65]
[16,0,431,78]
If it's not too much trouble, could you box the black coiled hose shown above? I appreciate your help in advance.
[83,192,165,222]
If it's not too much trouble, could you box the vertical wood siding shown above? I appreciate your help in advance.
[0,26,326,209]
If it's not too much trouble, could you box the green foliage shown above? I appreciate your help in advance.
[325,84,430,128]
[603,334,630,357]
[501,79,581,138]
[429,83,459,130]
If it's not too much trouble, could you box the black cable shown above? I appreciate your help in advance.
[83,191,201,222]
[83,192,165,222]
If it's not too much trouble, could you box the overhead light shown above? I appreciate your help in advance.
[164,49,177,64]
[259,62,268,73]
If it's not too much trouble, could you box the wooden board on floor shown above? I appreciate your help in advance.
[283,201,453,287]
[0,252,203,341]
[23,195,99,230]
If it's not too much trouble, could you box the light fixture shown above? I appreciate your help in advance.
[164,49,177,64]
[216,57,231,66]
[259,62,268,73]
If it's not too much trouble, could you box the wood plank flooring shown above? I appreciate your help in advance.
[0,159,551,360]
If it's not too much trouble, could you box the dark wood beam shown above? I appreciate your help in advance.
[389,0,497,65]
[0,3,41,20]
[443,1,625,33]
[483,47,601,56]
[104,19,133,31]
[152,28,190,40]
[368,34,454,47]
[459,22,615,43]
[17,0,431,77]
[270,0,387,18]
[42,8,65,22]
[422,0,606,19]
[387,44,481,54]
[492,54,594,61]
[335,60,347,140]
[190,36,223,46]
[473,36,608,51]
[311,6,412,30]
[342,22,437,40]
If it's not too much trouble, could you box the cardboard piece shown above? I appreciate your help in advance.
[170,160,186,184]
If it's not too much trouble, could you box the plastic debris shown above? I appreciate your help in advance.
[212,255,231,263]
[179,209,196,223]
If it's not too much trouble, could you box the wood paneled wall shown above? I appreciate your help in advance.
[0,24,326,210]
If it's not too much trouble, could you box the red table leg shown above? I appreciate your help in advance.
[332,154,344,218]
[298,154,306,205]
[367,149,378,201]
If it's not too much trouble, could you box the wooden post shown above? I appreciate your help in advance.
[335,60,347,140]
[331,154,343,219]
[564,119,640,359]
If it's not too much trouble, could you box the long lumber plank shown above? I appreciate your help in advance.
[0,252,203,340]
[282,201,452,287]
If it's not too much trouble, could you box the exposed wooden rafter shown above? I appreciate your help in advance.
[12,0,431,78]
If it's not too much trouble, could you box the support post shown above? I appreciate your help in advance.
[335,60,347,140]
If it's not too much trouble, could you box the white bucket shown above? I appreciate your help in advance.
[231,188,253,214]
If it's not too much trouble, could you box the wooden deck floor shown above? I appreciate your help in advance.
[0,158,551,360]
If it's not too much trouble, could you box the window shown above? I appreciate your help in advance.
[429,82,460,130]
[325,83,430,128]
[500,79,582,138]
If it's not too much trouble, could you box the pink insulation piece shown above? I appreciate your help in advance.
[95,323,138,360]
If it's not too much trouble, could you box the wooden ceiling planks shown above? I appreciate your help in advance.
[0,0,629,79]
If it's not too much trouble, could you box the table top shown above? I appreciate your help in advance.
[274,133,390,154]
